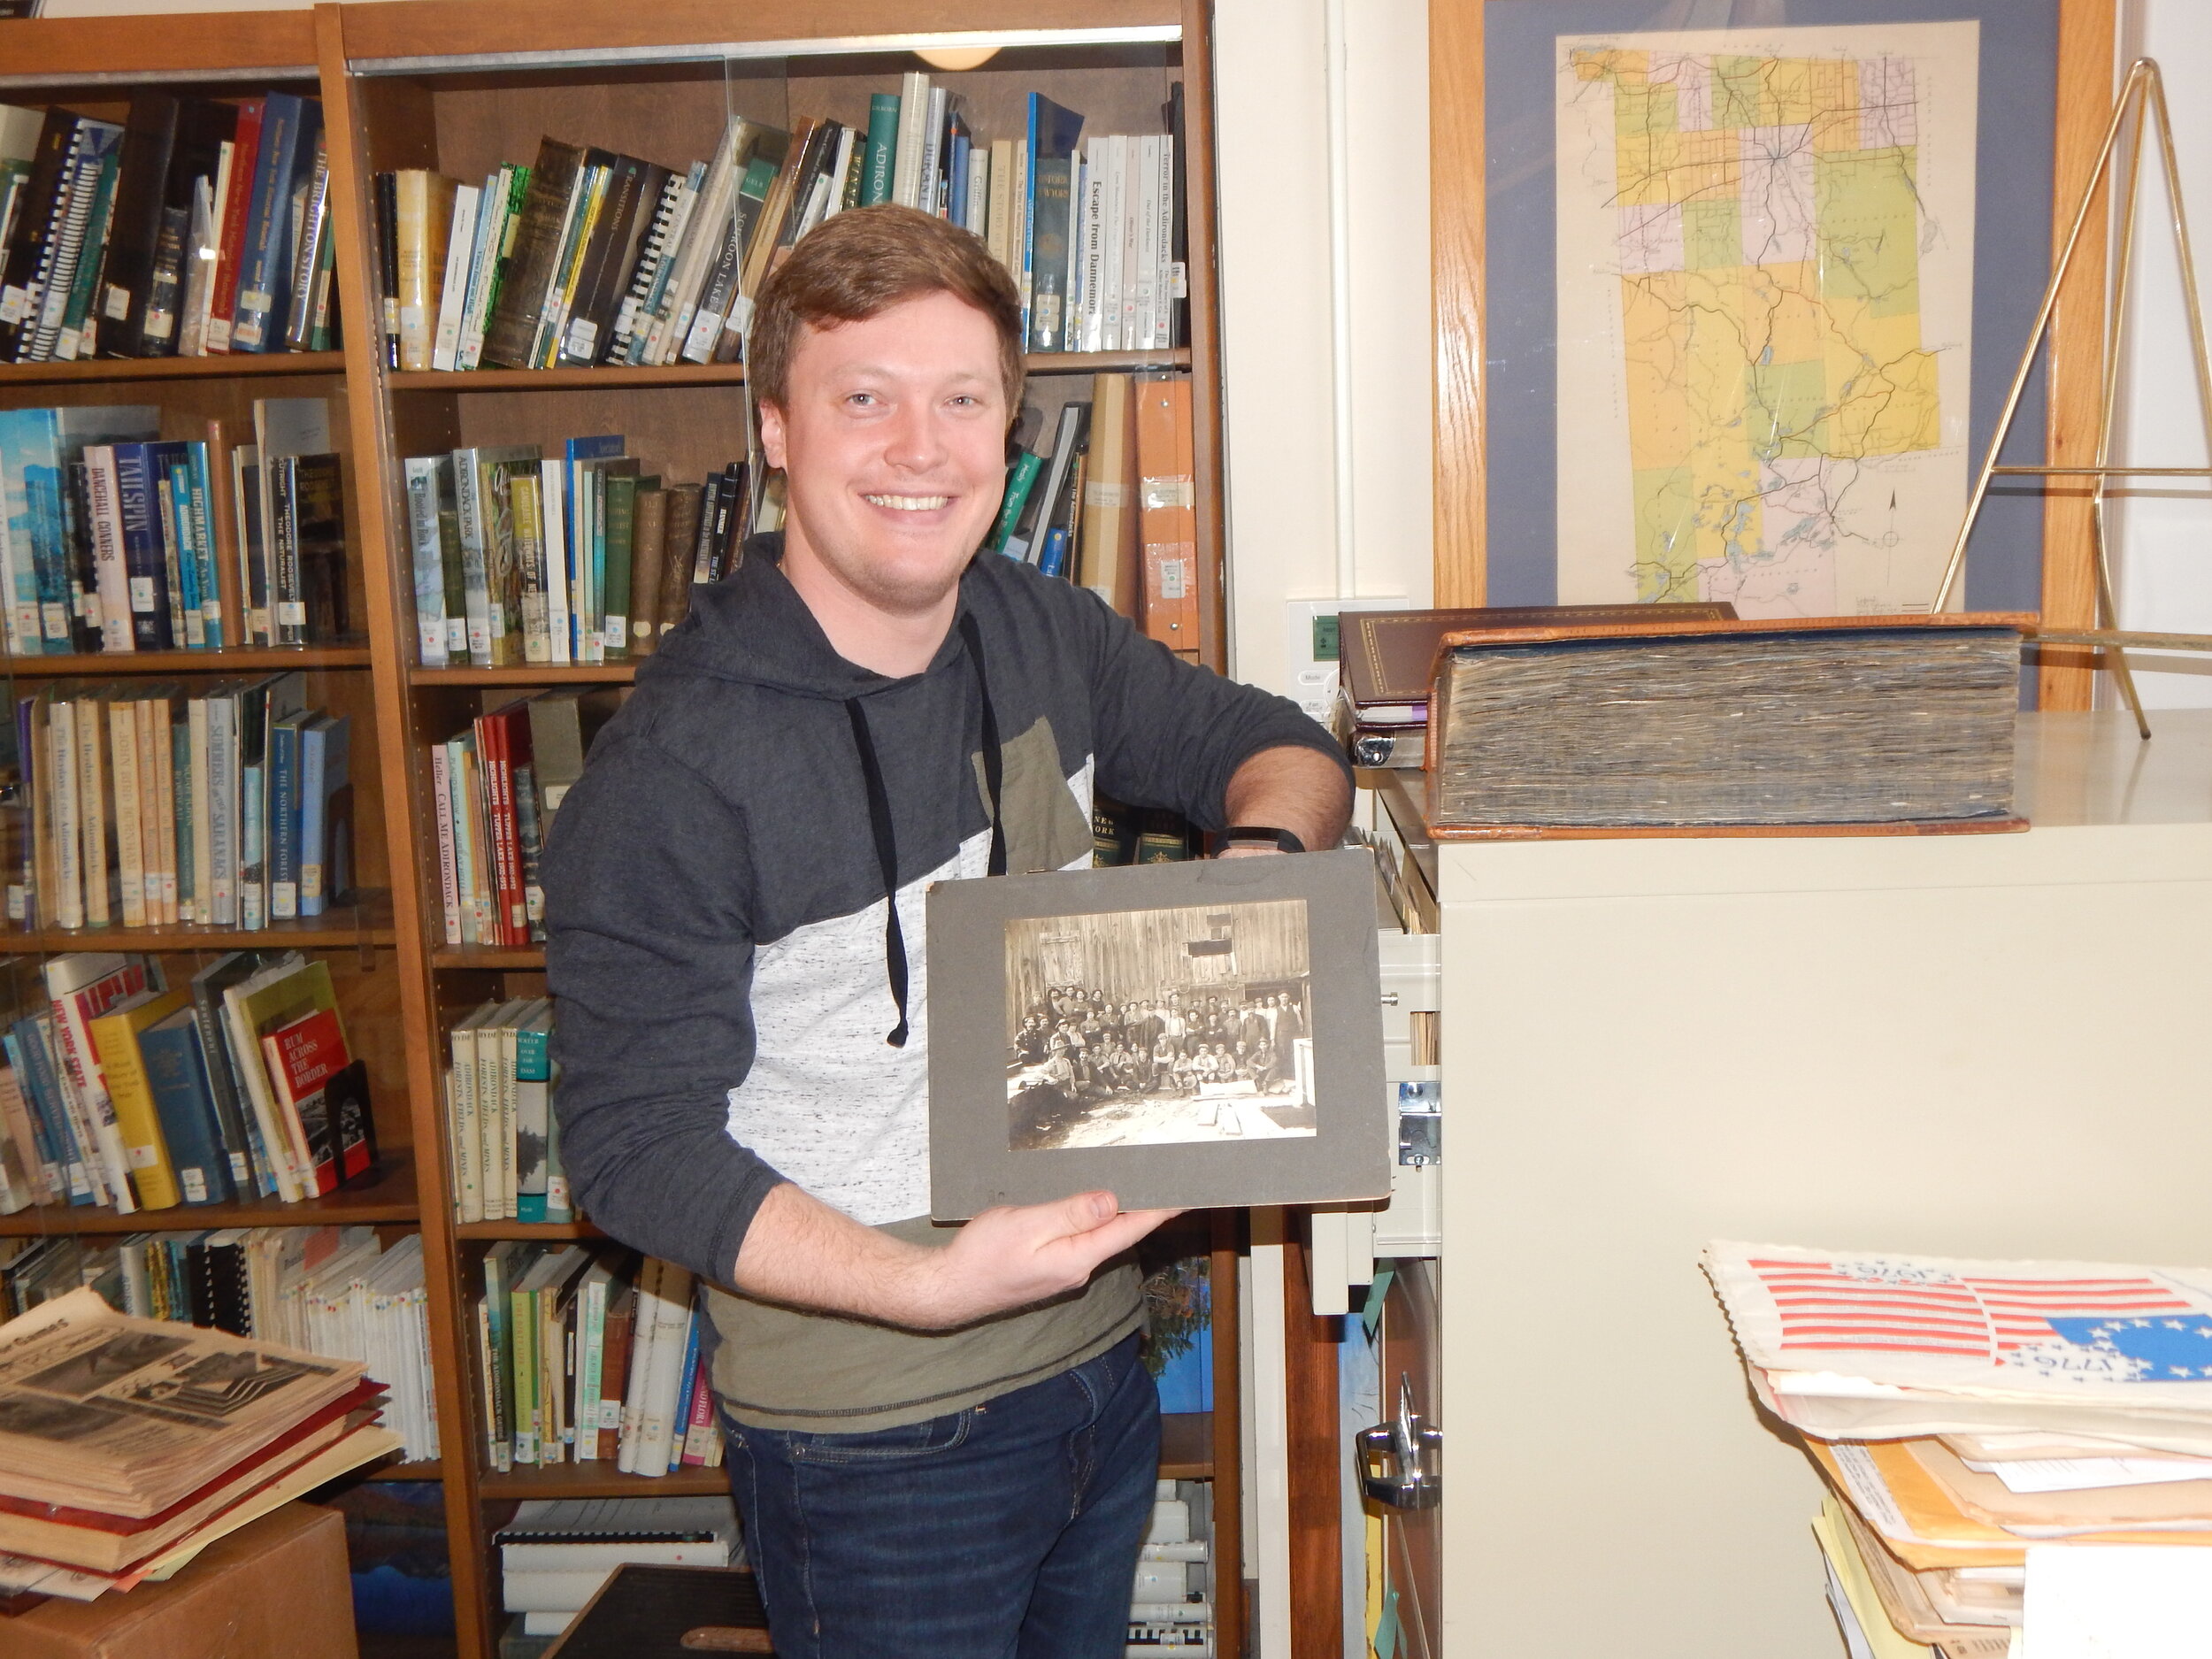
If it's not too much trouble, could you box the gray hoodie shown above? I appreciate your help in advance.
[542,533,1346,1429]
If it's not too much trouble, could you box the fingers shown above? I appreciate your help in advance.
[1055,1204,1184,1267]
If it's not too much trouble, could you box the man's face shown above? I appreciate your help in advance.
[758,289,1010,619]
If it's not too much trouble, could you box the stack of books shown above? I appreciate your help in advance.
[0,397,349,657]
[496,1495,738,1641]
[371,80,1184,375]
[0,1225,436,1463]
[406,438,741,668]
[0,950,378,1217]
[475,1248,720,1480]
[13,672,353,933]
[1708,1240,2212,1657]
[445,996,564,1226]
[1131,1479,1215,1654]
[0,1285,396,1601]
[0,93,337,365]
[431,688,614,953]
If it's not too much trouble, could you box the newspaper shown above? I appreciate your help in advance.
[0,1286,365,1517]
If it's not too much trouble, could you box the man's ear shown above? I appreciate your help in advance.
[757,400,789,472]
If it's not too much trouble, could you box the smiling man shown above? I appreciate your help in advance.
[542,205,1349,1658]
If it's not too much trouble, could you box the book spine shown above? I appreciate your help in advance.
[268,718,299,919]
[159,459,193,648]
[188,443,221,647]
[188,977,259,1196]
[680,1346,717,1464]
[453,450,493,666]
[81,447,134,651]
[220,981,305,1202]
[405,457,447,666]
[205,100,264,353]
[109,701,146,929]
[88,1005,181,1210]
[230,94,299,352]
[269,454,304,648]
[206,695,237,925]
[50,971,146,1211]
[430,736,463,946]
[429,180,479,372]
[188,696,212,922]
[138,1023,234,1206]
[573,1273,607,1460]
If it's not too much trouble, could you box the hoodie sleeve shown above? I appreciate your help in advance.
[1072,587,1352,829]
[541,726,783,1287]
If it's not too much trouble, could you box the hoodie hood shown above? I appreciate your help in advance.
[645,531,975,701]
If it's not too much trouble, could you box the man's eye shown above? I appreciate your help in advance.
[847,392,878,407]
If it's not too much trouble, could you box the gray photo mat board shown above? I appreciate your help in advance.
[926,848,1391,1218]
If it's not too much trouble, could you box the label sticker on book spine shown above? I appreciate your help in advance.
[104,284,132,321]
[41,604,67,641]
[1157,558,1187,601]
[181,1169,208,1202]
[128,577,157,612]
[277,600,305,626]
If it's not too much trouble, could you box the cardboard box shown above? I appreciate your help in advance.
[2,1502,359,1659]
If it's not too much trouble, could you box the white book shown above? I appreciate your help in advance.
[448,1003,492,1224]
[1067,152,1089,352]
[430,742,462,944]
[649,120,749,368]
[43,952,139,1210]
[918,86,948,216]
[541,458,571,666]
[187,697,212,926]
[480,1001,524,1221]
[219,953,313,1203]
[985,138,1016,274]
[178,162,223,357]
[965,146,989,237]
[1099,137,1124,352]
[1154,134,1177,349]
[430,182,480,371]
[81,446,134,653]
[892,72,930,209]
[498,1496,737,1571]
[1079,145,1105,352]
[617,1256,667,1474]
[571,1265,611,1461]
[206,690,238,926]
[520,1612,577,1637]
[457,166,512,372]
[107,702,145,930]
[1134,134,1161,352]
[50,698,82,930]
[75,694,110,929]
[821,126,856,222]
[636,1294,695,1479]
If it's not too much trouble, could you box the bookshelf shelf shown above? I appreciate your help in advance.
[2,646,373,679]
[408,664,635,687]
[382,348,1189,396]
[454,1217,603,1240]
[10,890,397,953]
[476,1463,730,1501]
[0,1148,420,1235]
[433,945,545,971]
[367,1459,443,1481]
[0,352,344,389]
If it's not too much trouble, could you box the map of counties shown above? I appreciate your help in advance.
[1555,23,1978,617]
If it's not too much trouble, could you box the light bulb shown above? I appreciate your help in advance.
[915,44,1002,71]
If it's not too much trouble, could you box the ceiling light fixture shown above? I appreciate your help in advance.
[915,43,1002,71]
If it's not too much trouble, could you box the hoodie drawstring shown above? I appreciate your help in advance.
[843,614,1007,1048]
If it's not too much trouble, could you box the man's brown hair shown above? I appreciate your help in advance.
[748,204,1025,416]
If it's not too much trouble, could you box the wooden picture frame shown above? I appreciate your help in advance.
[1431,0,2116,710]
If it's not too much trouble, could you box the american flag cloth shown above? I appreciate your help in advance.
[1705,1242,2212,1399]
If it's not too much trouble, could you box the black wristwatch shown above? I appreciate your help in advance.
[1213,825,1306,855]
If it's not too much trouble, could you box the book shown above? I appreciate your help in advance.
[230,93,319,353]
[134,1005,234,1207]
[86,986,194,1210]
[1426,615,2032,832]
[1133,373,1196,650]
[1079,373,1139,613]
[481,138,583,369]
[1024,96,1086,351]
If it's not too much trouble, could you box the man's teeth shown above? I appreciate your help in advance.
[864,494,950,511]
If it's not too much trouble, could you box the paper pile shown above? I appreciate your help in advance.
[1706,1241,2212,1658]
[0,1285,398,1601]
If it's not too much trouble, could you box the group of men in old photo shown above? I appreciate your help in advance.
[1013,984,1310,1099]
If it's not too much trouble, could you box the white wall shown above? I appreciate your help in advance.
[1213,0,1433,698]
[2109,0,2212,706]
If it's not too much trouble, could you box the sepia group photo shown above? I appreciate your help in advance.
[1004,897,1317,1150]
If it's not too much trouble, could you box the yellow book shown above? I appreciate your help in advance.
[87,987,193,1210]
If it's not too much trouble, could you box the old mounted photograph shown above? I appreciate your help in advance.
[1006,899,1318,1151]
[928,848,1391,1217]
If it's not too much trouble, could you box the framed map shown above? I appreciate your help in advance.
[1474,0,2064,634]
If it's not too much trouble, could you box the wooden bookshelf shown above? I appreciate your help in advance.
[0,7,1240,1657]
[0,1149,420,1234]
[0,352,345,389]
[1,646,373,678]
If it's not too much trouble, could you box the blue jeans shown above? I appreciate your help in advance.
[721,1332,1159,1659]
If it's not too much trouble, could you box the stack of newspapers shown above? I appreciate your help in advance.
[1707,1241,2212,1658]
[0,1286,396,1601]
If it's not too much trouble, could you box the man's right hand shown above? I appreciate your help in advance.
[732,1181,1179,1332]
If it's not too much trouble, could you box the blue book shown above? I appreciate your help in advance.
[10,1016,88,1204]
[948,127,971,227]
[185,442,221,649]
[296,712,349,917]
[1023,95,1086,350]
[165,457,202,644]
[109,441,172,649]
[668,1310,701,1471]
[1037,524,1070,579]
[562,435,625,660]
[171,710,195,919]
[3,1030,62,1203]
[266,708,311,919]
[0,405,157,653]
[231,94,314,352]
[136,1008,234,1206]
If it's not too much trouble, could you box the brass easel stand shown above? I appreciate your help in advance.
[1935,58,2212,740]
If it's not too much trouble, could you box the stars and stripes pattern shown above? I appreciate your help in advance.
[1749,1257,2200,1361]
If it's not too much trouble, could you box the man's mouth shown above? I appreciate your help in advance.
[862,494,953,511]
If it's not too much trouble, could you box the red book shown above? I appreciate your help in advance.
[476,703,535,946]
[679,1349,716,1465]
[206,97,265,353]
[262,1006,350,1196]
